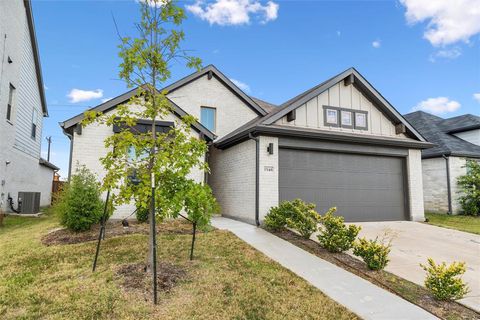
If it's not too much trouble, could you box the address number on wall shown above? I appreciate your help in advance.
[264,166,274,172]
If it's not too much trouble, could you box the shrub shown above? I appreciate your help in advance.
[56,166,104,232]
[457,160,480,216]
[353,237,391,270]
[285,201,320,238]
[421,258,469,301]
[264,199,319,236]
[317,207,361,253]
[136,206,149,223]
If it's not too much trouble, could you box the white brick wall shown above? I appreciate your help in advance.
[407,149,425,221]
[167,74,258,139]
[449,157,467,214]
[258,136,278,222]
[71,108,204,219]
[422,157,449,213]
[208,139,256,224]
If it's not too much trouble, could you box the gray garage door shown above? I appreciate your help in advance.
[279,148,407,222]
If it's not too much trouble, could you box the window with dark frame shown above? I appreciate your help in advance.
[341,110,353,127]
[31,109,38,139]
[200,106,216,132]
[6,83,15,121]
[325,108,338,125]
[354,112,367,130]
[323,105,368,130]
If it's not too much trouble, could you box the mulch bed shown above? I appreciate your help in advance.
[42,219,196,246]
[116,262,187,298]
[272,229,480,320]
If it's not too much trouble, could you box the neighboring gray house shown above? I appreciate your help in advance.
[0,0,58,214]
[61,65,432,223]
[404,111,480,214]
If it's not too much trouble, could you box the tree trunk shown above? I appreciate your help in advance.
[190,222,197,261]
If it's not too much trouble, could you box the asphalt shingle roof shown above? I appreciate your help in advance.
[404,111,480,159]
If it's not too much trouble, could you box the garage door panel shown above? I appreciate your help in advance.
[279,149,407,222]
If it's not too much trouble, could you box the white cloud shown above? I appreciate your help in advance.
[101,97,113,103]
[137,0,167,7]
[400,0,480,47]
[67,89,103,103]
[412,97,461,114]
[230,78,250,92]
[474,93,480,103]
[372,40,381,48]
[186,0,279,26]
[429,46,462,62]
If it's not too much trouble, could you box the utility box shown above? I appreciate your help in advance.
[18,192,41,214]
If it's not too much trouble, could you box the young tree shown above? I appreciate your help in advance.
[83,0,216,304]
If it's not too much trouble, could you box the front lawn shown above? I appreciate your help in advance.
[0,213,357,320]
[425,212,480,235]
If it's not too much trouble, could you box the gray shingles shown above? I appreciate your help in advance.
[404,111,480,158]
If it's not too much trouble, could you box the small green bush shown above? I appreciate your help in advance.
[264,199,319,237]
[317,207,361,253]
[55,166,104,232]
[285,201,320,239]
[136,206,149,223]
[421,258,469,301]
[457,160,480,216]
[353,237,391,270]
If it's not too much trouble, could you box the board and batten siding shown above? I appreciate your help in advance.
[276,82,408,139]
[13,15,43,159]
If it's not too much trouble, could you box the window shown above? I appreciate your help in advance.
[31,109,38,139]
[355,112,367,130]
[6,83,15,121]
[325,109,338,125]
[341,110,353,127]
[201,106,216,132]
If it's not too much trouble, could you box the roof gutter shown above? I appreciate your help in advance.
[442,154,453,215]
[248,133,260,227]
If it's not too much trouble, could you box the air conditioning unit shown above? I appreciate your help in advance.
[18,192,41,214]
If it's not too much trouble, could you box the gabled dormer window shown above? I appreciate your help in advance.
[201,106,216,132]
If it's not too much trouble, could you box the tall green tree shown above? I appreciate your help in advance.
[83,0,217,303]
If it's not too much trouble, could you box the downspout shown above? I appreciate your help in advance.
[249,133,260,226]
[442,154,453,215]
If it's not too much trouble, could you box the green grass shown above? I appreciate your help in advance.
[426,212,480,235]
[0,213,357,320]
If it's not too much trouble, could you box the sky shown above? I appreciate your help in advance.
[31,0,480,178]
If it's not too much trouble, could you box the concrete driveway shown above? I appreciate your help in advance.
[353,221,480,312]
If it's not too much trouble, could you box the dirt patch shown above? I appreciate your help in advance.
[42,219,196,246]
[273,229,480,320]
[116,262,187,297]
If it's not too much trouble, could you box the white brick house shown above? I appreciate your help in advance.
[61,65,432,223]
[405,111,480,214]
[0,0,58,214]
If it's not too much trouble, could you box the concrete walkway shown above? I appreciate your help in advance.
[212,217,438,320]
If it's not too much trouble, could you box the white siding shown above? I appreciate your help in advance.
[277,82,410,139]
[166,74,258,139]
[258,136,278,222]
[454,130,480,146]
[0,0,53,213]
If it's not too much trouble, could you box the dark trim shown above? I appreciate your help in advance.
[215,124,434,150]
[67,131,73,181]
[163,65,267,116]
[39,158,59,170]
[249,133,260,227]
[323,106,340,127]
[112,119,174,134]
[262,68,426,142]
[395,123,406,135]
[286,110,296,122]
[443,155,453,215]
[24,0,48,116]
[200,106,217,133]
[402,158,411,221]
[278,137,409,157]
[448,124,480,134]
[340,110,354,129]
[354,110,368,131]
[59,85,216,141]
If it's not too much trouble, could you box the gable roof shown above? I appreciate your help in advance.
[164,65,268,116]
[59,85,216,141]
[404,111,480,159]
[24,0,48,116]
[262,67,426,142]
